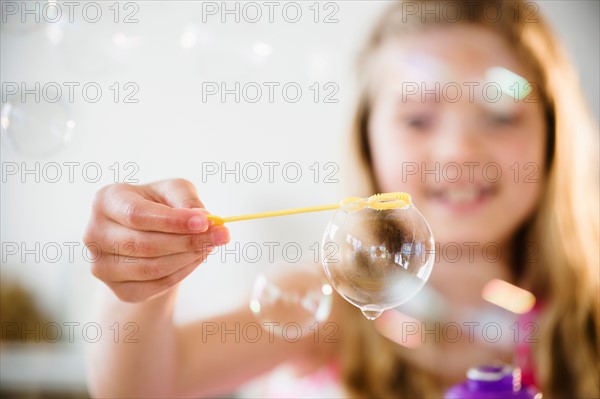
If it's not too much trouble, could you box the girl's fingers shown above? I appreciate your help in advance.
[109,259,206,303]
[150,179,206,210]
[91,250,213,283]
[92,218,230,258]
[98,184,210,234]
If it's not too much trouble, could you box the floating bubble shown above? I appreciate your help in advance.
[321,197,435,320]
[1,95,74,157]
[112,32,142,49]
[485,66,531,101]
[252,41,273,57]
[240,41,274,67]
[249,264,333,334]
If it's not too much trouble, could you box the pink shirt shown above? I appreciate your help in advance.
[251,361,345,398]
[514,302,544,388]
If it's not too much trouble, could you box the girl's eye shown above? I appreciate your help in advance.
[486,113,519,127]
[405,115,434,130]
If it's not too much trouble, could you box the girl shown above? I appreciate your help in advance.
[84,1,599,397]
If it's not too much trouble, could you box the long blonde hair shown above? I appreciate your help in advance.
[340,1,599,397]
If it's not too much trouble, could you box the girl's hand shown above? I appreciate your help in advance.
[83,179,229,302]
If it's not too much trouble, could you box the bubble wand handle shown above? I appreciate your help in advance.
[207,204,340,225]
[206,192,412,225]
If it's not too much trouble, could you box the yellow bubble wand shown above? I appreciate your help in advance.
[207,192,412,225]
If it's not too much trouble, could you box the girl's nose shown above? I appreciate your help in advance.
[431,114,483,166]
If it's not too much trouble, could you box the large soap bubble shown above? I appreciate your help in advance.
[321,194,435,320]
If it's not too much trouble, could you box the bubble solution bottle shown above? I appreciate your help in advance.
[444,365,542,399]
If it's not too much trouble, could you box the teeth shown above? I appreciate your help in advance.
[445,188,480,204]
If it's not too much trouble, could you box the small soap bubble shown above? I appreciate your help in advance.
[321,201,435,320]
[249,264,333,334]
[1,96,74,157]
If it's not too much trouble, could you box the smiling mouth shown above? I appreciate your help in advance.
[427,185,497,210]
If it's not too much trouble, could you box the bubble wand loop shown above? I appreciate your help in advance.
[206,192,412,225]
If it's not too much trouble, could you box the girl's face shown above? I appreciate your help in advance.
[368,25,547,247]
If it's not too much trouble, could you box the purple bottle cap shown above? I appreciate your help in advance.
[444,365,542,399]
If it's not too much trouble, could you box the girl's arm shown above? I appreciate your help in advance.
[84,179,334,397]
[87,286,318,398]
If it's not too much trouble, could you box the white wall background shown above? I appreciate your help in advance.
[1,0,598,392]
